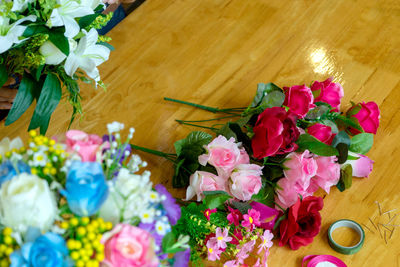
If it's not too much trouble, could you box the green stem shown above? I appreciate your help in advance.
[175,115,240,123]
[130,144,177,159]
[175,120,220,131]
[164,97,245,115]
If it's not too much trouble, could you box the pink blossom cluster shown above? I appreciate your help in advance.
[186,135,263,202]
[205,208,274,267]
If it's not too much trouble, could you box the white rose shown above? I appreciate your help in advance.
[0,137,23,157]
[0,173,57,235]
[99,168,153,224]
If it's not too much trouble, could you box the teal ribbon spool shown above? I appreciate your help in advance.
[328,219,365,255]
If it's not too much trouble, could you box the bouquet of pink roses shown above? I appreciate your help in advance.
[0,122,189,267]
[132,77,380,266]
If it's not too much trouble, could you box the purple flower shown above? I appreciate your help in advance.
[102,135,131,163]
[155,184,181,225]
[173,249,190,267]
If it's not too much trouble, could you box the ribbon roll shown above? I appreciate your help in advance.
[328,219,365,255]
[302,255,347,267]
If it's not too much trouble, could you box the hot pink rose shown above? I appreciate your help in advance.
[312,156,340,193]
[283,85,315,118]
[199,135,246,177]
[345,152,374,177]
[229,164,263,201]
[252,107,300,159]
[306,123,336,145]
[283,150,318,192]
[311,77,344,111]
[185,171,227,201]
[347,101,380,135]
[66,130,103,162]
[101,224,159,267]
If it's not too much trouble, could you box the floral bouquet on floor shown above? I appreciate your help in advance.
[0,0,113,133]
[0,122,189,267]
[132,78,380,265]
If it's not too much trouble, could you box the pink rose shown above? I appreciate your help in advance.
[347,101,380,135]
[252,107,300,159]
[199,135,244,177]
[66,130,103,162]
[283,150,318,192]
[345,152,374,177]
[275,178,301,209]
[283,85,315,118]
[312,156,340,193]
[101,224,159,267]
[185,171,227,201]
[229,164,263,201]
[306,123,336,145]
[311,77,344,111]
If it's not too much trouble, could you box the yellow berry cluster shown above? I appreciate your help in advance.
[0,228,18,267]
[1,146,26,163]
[61,217,113,267]
[28,130,67,180]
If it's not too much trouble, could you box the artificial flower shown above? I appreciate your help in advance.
[242,209,261,230]
[223,260,238,267]
[236,240,255,264]
[312,155,340,193]
[10,229,69,267]
[66,130,103,162]
[279,196,323,250]
[204,208,217,221]
[185,171,226,201]
[0,137,23,157]
[62,161,108,216]
[311,77,344,111]
[155,184,181,225]
[229,164,263,201]
[227,206,242,226]
[307,123,336,145]
[213,227,232,249]
[347,101,380,134]
[230,228,243,245]
[345,152,374,177]
[0,16,36,54]
[39,40,68,65]
[173,249,191,267]
[275,177,301,209]
[102,224,159,267]
[283,150,318,192]
[0,160,30,186]
[283,84,315,118]
[0,173,57,234]
[206,239,222,261]
[11,0,35,12]
[198,135,244,177]
[252,107,300,159]
[249,201,280,230]
[257,230,274,254]
[47,0,94,38]
[64,28,110,83]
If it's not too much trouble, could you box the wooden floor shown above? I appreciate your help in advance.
[1,0,400,266]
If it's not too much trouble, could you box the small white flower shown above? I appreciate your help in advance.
[107,121,125,133]
[140,209,156,223]
[149,191,159,203]
[155,221,171,236]
[32,152,47,167]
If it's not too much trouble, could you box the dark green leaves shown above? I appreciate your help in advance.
[250,83,285,109]
[161,232,186,254]
[174,131,212,159]
[28,73,62,134]
[296,134,338,156]
[23,26,69,56]
[5,74,37,126]
[203,191,232,209]
[0,64,7,87]
[78,14,102,29]
[349,133,374,154]
[336,114,363,133]
[251,182,274,206]
[337,164,353,192]
[305,105,330,120]
[332,131,351,164]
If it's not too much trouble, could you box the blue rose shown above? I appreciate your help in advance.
[10,228,69,267]
[0,160,30,186]
[62,161,108,216]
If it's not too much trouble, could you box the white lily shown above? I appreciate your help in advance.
[11,0,35,12]
[64,28,110,83]
[47,0,93,38]
[39,38,77,65]
[0,15,36,54]
[81,0,104,10]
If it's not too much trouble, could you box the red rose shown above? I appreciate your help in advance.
[251,107,300,159]
[311,78,344,111]
[347,101,380,135]
[278,196,323,250]
[306,123,336,145]
[283,85,315,118]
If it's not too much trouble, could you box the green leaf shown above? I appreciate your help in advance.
[336,115,364,133]
[337,164,353,192]
[251,182,274,206]
[296,134,338,156]
[79,13,102,28]
[251,83,282,107]
[305,105,330,120]
[346,104,361,116]
[98,42,115,51]
[161,232,184,254]
[0,64,7,87]
[35,65,45,81]
[336,143,349,164]
[23,25,48,37]
[231,201,252,215]
[174,131,212,159]
[332,131,351,147]
[260,90,285,109]
[320,119,339,134]
[349,133,374,154]
[28,73,62,134]
[48,31,69,56]
[5,74,37,126]
[203,191,232,209]
[217,123,237,140]
[273,213,287,231]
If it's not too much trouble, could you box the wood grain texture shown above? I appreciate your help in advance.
[1,0,400,266]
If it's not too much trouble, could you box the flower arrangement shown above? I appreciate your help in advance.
[0,0,113,133]
[0,122,189,266]
[133,77,380,265]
